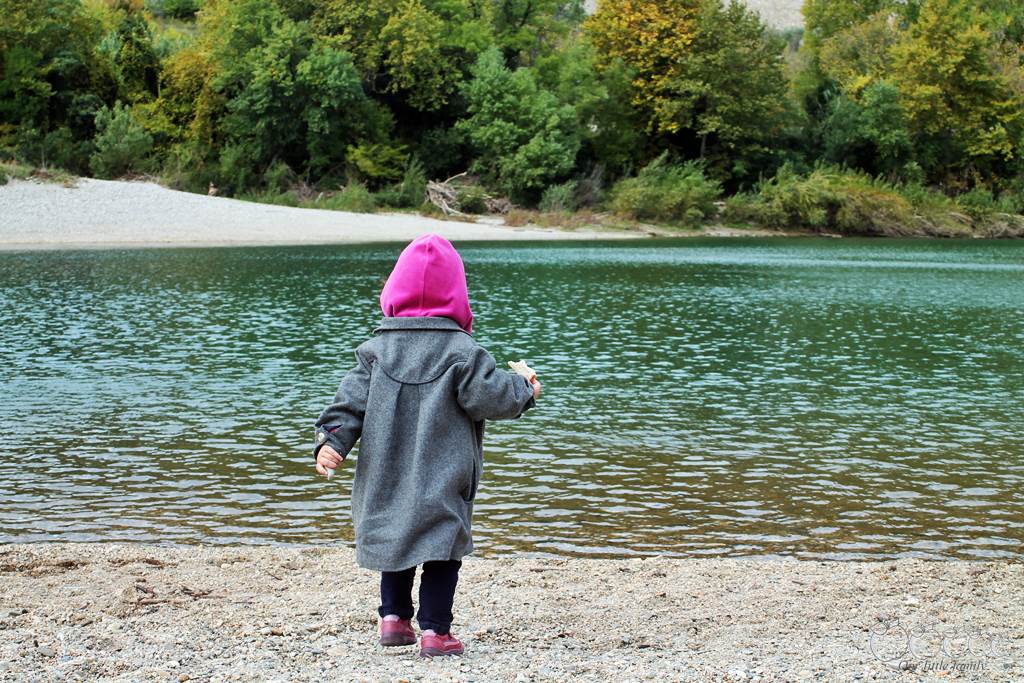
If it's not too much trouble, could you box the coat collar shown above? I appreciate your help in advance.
[374,316,471,334]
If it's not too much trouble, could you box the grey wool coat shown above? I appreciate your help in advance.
[313,316,536,572]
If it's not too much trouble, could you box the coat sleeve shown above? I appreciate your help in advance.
[455,344,536,422]
[312,351,371,458]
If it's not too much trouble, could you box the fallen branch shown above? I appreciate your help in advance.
[425,172,473,216]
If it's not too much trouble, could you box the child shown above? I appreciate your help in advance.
[313,233,541,658]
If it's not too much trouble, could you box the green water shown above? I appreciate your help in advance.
[1,238,1022,559]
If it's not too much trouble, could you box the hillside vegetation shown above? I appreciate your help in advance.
[2,0,1024,236]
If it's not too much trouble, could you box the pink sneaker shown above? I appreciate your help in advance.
[419,632,465,658]
[379,618,416,647]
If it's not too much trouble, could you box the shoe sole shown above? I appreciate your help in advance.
[380,634,417,647]
[419,647,464,658]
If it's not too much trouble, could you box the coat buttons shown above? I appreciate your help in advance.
[317,432,326,442]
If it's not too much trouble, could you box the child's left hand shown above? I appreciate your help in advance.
[316,445,344,478]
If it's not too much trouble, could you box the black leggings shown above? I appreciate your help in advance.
[378,559,461,634]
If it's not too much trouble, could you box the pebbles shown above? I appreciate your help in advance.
[0,543,1020,681]
[0,178,634,251]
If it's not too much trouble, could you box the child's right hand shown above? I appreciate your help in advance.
[316,445,344,477]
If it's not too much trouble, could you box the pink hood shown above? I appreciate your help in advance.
[379,233,474,333]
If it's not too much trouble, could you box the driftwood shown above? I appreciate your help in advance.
[426,172,514,216]
[484,196,512,214]
[426,172,468,216]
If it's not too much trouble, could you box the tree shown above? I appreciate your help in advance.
[0,0,116,167]
[177,0,387,191]
[311,0,397,78]
[817,11,899,96]
[111,12,160,103]
[587,0,789,183]
[379,0,456,110]
[490,0,585,66]
[90,101,153,177]
[457,47,580,199]
[801,0,899,52]
[822,81,912,179]
[668,0,790,181]
[889,0,1024,181]
[311,0,491,112]
[586,0,700,136]
[533,39,647,174]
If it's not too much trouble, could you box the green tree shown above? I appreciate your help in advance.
[801,0,898,51]
[670,0,790,181]
[312,0,491,111]
[457,47,580,199]
[822,81,912,179]
[534,39,646,174]
[586,0,700,136]
[0,0,116,167]
[490,0,584,66]
[186,0,385,191]
[588,0,789,183]
[90,101,153,177]
[378,0,455,110]
[111,12,160,103]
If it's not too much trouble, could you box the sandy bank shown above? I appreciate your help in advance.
[0,544,1020,681]
[0,179,639,251]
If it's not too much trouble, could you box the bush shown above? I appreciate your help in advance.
[321,182,376,213]
[608,155,721,226]
[263,161,295,194]
[238,189,299,207]
[727,165,916,234]
[347,142,408,187]
[373,159,427,209]
[160,143,214,193]
[372,190,401,208]
[539,180,578,213]
[956,186,1023,217]
[721,166,981,237]
[90,103,154,179]
[722,192,770,226]
[398,157,427,207]
[164,0,201,19]
[456,185,489,214]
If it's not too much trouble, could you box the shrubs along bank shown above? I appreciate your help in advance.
[3,0,1024,238]
[724,167,1024,238]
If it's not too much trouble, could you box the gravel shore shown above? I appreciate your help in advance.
[1,544,1020,681]
[0,179,636,250]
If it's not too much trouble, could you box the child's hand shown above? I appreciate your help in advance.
[316,445,344,478]
[508,360,542,400]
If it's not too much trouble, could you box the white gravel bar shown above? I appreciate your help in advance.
[0,178,637,250]
[0,544,1021,681]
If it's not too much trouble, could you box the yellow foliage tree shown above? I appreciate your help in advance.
[585,0,699,134]
[889,0,1024,164]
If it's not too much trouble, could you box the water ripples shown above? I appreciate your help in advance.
[1,238,1022,559]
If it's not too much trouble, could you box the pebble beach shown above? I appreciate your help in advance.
[0,178,635,250]
[1,544,1021,681]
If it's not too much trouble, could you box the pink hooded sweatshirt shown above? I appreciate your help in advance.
[379,233,474,333]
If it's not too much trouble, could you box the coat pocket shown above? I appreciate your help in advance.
[461,456,480,502]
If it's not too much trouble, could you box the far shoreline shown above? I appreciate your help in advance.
[0,175,909,253]
[4,176,1019,252]
[0,177,643,252]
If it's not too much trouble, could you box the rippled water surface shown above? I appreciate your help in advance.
[1,238,1023,559]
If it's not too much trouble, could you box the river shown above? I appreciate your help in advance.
[1,238,1021,559]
